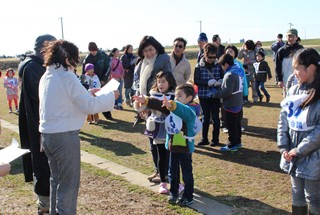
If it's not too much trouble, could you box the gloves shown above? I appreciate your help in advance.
[214,79,223,87]
[207,88,218,98]
[208,79,217,86]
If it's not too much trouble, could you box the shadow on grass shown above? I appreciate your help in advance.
[80,131,146,156]
[243,101,280,109]
[194,146,282,173]
[242,125,277,142]
[197,190,290,215]
[96,117,146,134]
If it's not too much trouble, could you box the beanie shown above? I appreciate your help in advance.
[198,33,208,42]
[34,34,56,53]
[85,63,94,71]
[88,42,98,51]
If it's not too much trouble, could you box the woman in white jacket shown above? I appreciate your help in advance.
[39,40,119,215]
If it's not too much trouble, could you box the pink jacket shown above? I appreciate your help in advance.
[110,57,124,80]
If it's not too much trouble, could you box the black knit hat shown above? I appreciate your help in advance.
[257,50,265,59]
[34,34,56,53]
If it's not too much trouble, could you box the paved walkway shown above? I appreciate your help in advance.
[1,119,235,215]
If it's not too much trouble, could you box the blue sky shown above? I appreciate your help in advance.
[1,0,320,56]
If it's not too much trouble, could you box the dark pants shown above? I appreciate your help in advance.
[156,143,169,182]
[149,137,158,173]
[225,110,242,147]
[169,152,194,200]
[255,81,270,98]
[199,98,220,143]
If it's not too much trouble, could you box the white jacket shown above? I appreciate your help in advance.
[39,65,115,133]
[169,53,191,86]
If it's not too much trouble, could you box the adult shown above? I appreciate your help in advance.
[194,43,224,146]
[39,39,119,214]
[212,34,225,59]
[197,32,208,63]
[82,42,113,119]
[255,41,264,53]
[238,39,259,103]
[275,28,304,96]
[121,44,137,107]
[169,37,191,86]
[133,35,172,183]
[18,34,56,214]
[271,33,285,84]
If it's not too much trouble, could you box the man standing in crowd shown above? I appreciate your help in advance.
[212,34,225,59]
[271,33,285,84]
[18,34,56,214]
[275,29,303,96]
[82,42,113,120]
[197,33,208,63]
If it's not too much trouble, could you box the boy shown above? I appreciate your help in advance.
[208,54,243,152]
[162,84,201,207]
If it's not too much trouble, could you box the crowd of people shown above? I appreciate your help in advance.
[1,27,320,214]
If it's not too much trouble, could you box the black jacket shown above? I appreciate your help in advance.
[82,50,110,83]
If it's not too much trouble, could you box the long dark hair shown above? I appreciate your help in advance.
[43,40,79,70]
[293,48,320,108]
[137,36,165,59]
[124,44,133,54]
[150,71,176,93]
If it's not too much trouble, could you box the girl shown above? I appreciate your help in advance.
[133,71,176,194]
[277,48,320,214]
[110,48,125,110]
[39,40,119,214]
[3,68,19,113]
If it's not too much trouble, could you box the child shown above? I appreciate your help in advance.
[133,71,176,194]
[110,48,125,110]
[253,51,272,102]
[83,63,101,124]
[162,83,201,207]
[243,64,250,103]
[208,54,243,152]
[277,48,320,215]
[3,68,19,113]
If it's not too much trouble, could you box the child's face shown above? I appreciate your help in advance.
[225,48,235,58]
[7,71,13,77]
[175,90,192,104]
[114,50,120,57]
[293,61,315,84]
[87,69,94,75]
[157,77,169,93]
[256,54,263,62]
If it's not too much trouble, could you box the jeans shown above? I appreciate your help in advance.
[199,98,220,143]
[291,176,320,214]
[255,81,270,98]
[115,79,123,105]
[169,152,194,200]
[124,88,134,102]
[41,130,81,215]
[225,110,242,147]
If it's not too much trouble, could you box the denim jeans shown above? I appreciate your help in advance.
[199,98,220,143]
[41,130,81,215]
[124,88,134,102]
[115,79,123,105]
[169,152,194,200]
[255,81,270,98]
[291,176,320,214]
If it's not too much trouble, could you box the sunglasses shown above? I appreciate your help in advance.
[207,56,217,60]
[174,44,184,49]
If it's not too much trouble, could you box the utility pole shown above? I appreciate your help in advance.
[59,17,64,39]
[198,20,202,33]
[288,23,293,29]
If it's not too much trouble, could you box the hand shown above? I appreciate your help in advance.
[282,150,293,162]
[132,95,146,104]
[288,148,298,157]
[278,81,284,88]
[214,79,223,86]
[113,90,120,99]
[208,79,217,86]
[0,163,11,177]
[162,96,172,108]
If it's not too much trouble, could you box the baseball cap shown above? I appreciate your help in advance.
[287,28,298,36]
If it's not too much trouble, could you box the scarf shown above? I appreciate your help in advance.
[139,54,157,95]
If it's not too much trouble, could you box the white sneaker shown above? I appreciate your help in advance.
[222,128,228,133]
[241,127,245,131]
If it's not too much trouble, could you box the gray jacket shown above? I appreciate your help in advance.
[277,84,320,180]
[133,54,172,96]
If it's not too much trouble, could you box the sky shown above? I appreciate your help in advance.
[1,0,320,56]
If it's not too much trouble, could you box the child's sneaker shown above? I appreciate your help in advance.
[222,127,228,133]
[235,143,243,149]
[159,182,168,194]
[168,194,179,204]
[9,108,12,113]
[177,197,194,207]
[178,183,184,194]
[220,145,238,152]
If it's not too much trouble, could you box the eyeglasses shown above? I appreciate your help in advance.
[207,56,217,60]
[174,44,184,49]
